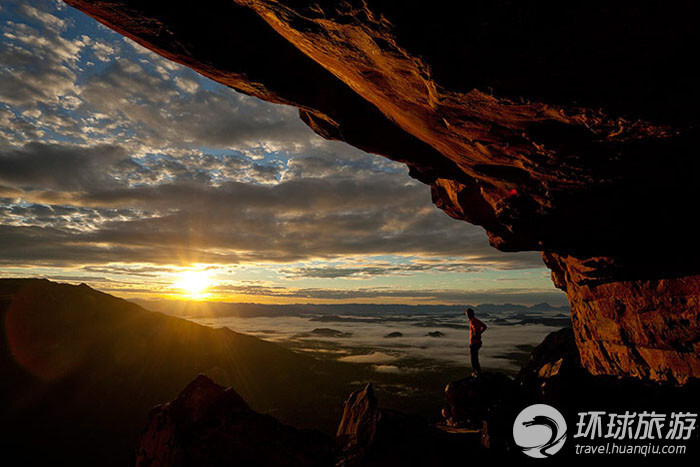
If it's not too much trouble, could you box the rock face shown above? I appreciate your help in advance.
[443,328,700,454]
[336,383,482,466]
[513,327,700,429]
[135,374,334,466]
[545,255,700,383]
[62,0,700,382]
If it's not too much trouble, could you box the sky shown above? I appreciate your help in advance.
[0,0,567,306]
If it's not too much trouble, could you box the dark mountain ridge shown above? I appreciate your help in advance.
[0,279,362,465]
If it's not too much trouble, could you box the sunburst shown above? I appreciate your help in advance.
[173,269,212,299]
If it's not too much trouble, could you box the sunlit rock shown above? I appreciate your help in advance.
[63,0,700,382]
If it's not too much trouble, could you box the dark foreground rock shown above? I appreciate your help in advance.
[335,383,483,466]
[442,328,700,455]
[136,328,698,465]
[137,378,484,467]
[442,372,513,429]
[441,372,515,453]
[135,375,334,467]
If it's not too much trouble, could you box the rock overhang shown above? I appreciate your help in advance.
[62,0,700,382]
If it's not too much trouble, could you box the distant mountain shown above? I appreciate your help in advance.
[133,300,468,318]
[0,279,362,466]
[469,302,570,313]
[134,299,570,319]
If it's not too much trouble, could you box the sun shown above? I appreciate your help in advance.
[174,270,212,299]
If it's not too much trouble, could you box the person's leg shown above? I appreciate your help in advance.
[470,343,482,376]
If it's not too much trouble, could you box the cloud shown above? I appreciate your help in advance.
[0,152,544,267]
[19,4,67,32]
[280,255,544,279]
[0,0,561,304]
[0,9,82,109]
[0,142,129,191]
[73,58,314,152]
[174,75,200,94]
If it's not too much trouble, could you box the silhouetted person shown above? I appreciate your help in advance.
[466,308,487,377]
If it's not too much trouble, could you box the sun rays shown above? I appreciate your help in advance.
[173,269,213,300]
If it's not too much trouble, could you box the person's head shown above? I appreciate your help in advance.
[466,308,474,319]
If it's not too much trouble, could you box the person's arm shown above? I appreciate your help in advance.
[479,319,487,333]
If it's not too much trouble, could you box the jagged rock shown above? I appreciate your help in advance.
[444,328,700,456]
[135,375,333,467]
[515,327,585,399]
[517,328,700,431]
[63,0,700,382]
[336,383,481,466]
[335,384,381,465]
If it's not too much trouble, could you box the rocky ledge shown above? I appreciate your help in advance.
[63,0,700,382]
[442,328,700,451]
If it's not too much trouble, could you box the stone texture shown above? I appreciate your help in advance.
[62,0,700,382]
[545,255,700,383]
[336,383,482,466]
[443,328,700,454]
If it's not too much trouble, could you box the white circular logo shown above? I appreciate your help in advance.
[513,404,567,458]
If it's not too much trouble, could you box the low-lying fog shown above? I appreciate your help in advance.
[185,307,570,375]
